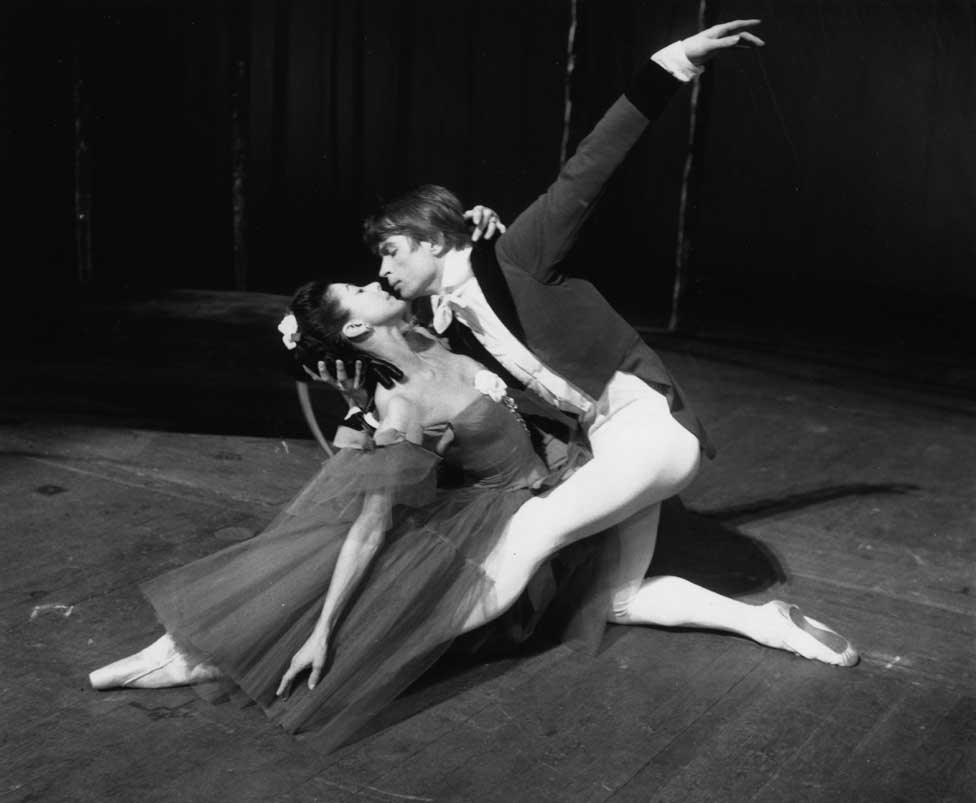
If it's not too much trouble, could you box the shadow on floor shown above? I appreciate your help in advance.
[360,480,920,744]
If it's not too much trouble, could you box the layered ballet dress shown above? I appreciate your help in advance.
[141,384,603,752]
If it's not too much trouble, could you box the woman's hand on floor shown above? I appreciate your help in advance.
[276,628,331,697]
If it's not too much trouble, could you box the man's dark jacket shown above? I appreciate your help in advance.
[430,61,715,458]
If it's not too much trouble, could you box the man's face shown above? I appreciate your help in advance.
[377,235,441,299]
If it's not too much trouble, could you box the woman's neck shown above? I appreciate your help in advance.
[360,324,439,378]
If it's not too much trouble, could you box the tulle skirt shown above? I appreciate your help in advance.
[141,442,569,751]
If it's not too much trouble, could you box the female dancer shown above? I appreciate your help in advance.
[90,279,857,752]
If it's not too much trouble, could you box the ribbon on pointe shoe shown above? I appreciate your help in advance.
[89,637,222,689]
[767,600,859,667]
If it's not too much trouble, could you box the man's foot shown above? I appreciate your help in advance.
[760,600,859,667]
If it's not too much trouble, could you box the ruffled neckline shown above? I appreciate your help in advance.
[339,371,511,452]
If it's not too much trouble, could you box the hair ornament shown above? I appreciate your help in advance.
[277,313,300,350]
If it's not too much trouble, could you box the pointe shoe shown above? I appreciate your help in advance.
[89,637,221,689]
[763,600,859,667]
[89,651,180,689]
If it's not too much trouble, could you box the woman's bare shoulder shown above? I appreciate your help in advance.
[374,386,415,418]
[374,390,424,443]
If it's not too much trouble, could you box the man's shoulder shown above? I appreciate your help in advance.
[470,236,509,276]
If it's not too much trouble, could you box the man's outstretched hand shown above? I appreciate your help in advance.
[684,19,764,66]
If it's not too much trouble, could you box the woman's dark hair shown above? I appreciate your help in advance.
[363,184,472,255]
[288,279,361,374]
[287,279,404,393]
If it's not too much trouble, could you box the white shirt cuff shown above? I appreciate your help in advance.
[651,40,705,83]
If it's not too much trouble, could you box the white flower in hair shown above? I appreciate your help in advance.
[473,370,507,403]
[277,313,300,350]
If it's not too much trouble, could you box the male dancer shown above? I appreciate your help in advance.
[360,20,857,664]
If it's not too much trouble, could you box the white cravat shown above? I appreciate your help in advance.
[432,249,593,416]
[430,249,479,333]
[431,286,476,334]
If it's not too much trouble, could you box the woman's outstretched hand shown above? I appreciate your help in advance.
[464,205,506,242]
[683,19,764,66]
[276,628,330,698]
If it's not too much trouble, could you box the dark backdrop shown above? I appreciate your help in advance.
[244,0,572,292]
[687,0,976,343]
[3,0,975,346]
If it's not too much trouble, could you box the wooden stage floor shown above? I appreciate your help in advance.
[2,292,973,802]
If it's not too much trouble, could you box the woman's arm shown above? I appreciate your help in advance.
[276,394,421,697]
[276,489,392,696]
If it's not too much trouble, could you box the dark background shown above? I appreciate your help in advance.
[3,0,975,351]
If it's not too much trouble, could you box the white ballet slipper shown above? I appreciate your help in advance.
[762,600,859,667]
[89,635,221,689]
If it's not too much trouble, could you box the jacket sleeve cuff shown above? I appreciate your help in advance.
[651,40,705,83]
[624,53,686,119]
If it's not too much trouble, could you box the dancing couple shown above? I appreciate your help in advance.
[90,20,857,753]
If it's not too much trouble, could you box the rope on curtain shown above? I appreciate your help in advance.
[559,0,579,166]
[668,0,708,332]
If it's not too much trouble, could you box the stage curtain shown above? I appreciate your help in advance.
[246,0,570,292]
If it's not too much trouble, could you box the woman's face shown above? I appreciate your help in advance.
[328,282,408,326]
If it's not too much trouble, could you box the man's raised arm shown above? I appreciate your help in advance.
[496,20,764,282]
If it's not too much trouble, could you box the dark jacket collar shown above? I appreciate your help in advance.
[470,238,526,342]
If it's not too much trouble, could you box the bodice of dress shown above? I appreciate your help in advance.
[432,394,548,491]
